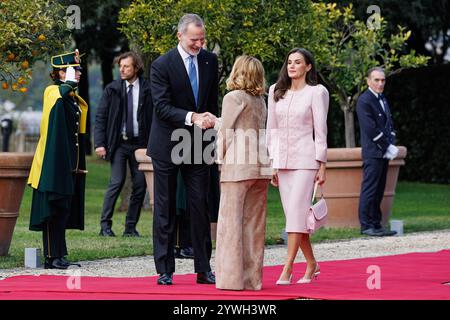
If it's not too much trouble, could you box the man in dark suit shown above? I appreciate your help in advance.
[147,13,218,285]
[356,67,398,237]
[94,51,153,237]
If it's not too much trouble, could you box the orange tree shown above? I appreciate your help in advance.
[0,0,69,92]
[118,0,312,92]
[309,3,430,147]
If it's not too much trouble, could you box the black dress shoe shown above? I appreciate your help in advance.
[157,273,173,285]
[45,257,69,270]
[123,230,140,237]
[374,227,397,236]
[361,228,384,237]
[197,271,215,284]
[179,247,194,259]
[60,257,81,267]
[99,229,116,237]
[60,257,70,267]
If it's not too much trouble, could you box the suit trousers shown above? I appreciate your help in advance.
[42,209,70,258]
[152,158,212,274]
[215,179,270,290]
[100,141,146,231]
[174,170,192,249]
[358,158,389,231]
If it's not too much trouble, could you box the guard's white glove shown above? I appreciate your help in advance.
[383,144,399,160]
[64,66,77,83]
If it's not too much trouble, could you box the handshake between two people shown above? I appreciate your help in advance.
[191,112,218,130]
[383,144,399,160]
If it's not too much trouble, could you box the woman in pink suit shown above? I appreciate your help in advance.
[267,48,329,285]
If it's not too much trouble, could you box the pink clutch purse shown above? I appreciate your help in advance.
[306,181,328,234]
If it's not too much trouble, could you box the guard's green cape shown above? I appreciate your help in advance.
[28,81,88,231]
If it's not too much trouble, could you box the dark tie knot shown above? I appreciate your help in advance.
[128,84,133,91]
[378,93,384,100]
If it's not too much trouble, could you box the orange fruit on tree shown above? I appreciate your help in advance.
[19,87,28,93]
[7,53,15,62]
[12,84,18,90]
[38,34,46,41]
[21,60,29,69]
[2,82,9,90]
[17,77,26,85]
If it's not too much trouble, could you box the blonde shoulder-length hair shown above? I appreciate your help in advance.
[226,55,266,96]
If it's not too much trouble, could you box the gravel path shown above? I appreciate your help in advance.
[1,229,449,279]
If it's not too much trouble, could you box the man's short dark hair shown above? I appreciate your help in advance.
[116,51,144,76]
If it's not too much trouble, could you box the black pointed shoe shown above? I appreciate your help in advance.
[374,227,397,236]
[157,273,173,285]
[197,271,215,284]
[360,228,384,237]
[99,228,116,237]
[60,256,81,268]
[175,247,194,259]
[122,229,140,237]
[44,257,69,270]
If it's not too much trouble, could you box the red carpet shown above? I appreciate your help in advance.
[1,250,449,300]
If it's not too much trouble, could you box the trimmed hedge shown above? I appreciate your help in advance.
[384,64,450,183]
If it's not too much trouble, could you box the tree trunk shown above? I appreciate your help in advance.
[100,53,114,88]
[344,108,356,148]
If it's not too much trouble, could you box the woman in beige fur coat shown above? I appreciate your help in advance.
[214,55,272,290]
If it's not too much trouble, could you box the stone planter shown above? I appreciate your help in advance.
[323,147,407,228]
[134,149,154,211]
[134,149,219,240]
[0,152,34,256]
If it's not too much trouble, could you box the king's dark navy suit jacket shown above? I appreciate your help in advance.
[356,89,396,159]
[147,48,219,162]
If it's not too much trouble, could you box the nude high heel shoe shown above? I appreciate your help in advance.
[276,274,293,285]
[297,264,320,284]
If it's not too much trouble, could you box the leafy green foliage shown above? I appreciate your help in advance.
[309,2,429,146]
[0,0,70,91]
[311,2,429,112]
[118,0,312,92]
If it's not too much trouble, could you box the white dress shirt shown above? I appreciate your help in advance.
[368,87,386,112]
[124,78,139,137]
[177,44,199,126]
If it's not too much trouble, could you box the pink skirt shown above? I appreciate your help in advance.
[277,169,316,233]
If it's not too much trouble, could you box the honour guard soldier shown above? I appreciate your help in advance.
[28,49,88,269]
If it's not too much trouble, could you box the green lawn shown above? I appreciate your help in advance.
[1,156,449,269]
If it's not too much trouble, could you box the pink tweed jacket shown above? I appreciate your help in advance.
[266,83,329,169]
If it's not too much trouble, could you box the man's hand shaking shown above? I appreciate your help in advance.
[192,112,217,129]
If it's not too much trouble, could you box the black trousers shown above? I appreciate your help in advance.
[100,141,146,232]
[174,170,192,249]
[358,158,389,231]
[152,158,212,274]
[43,210,70,258]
